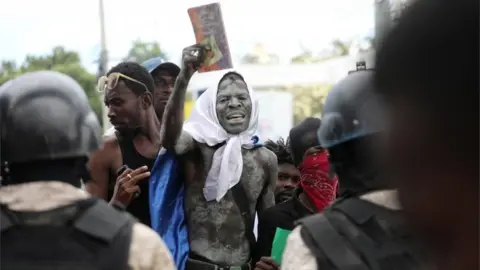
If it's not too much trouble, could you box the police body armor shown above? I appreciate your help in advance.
[1,198,134,270]
[298,196,421,270]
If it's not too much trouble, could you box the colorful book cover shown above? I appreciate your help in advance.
[188,3,233,72]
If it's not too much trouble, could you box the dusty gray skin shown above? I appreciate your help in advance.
[160,45,277,266]
[215,73,252,134]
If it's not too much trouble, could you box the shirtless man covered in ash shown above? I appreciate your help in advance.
[160,45,277,269]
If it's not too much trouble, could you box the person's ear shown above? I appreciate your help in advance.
[140,92,153,109]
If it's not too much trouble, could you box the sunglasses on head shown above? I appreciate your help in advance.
[97,72,149,93]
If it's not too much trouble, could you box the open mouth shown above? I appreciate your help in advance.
[226,113,245,121]
[110,120,125,128]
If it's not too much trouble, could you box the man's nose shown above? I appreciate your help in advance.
[165,85,173,95]
[285,179,296,188]
[228,98,241,107]
[107,106,116,118]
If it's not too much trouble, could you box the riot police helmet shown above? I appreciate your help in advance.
[0,71,102,165]
[318,61,385,149]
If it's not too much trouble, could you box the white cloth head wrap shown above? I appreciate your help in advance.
[183,69,259,202]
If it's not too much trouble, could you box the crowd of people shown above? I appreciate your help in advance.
[0,0,477,270]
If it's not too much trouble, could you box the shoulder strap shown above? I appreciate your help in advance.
[230,182,257,251]
[299,212,369,270]
[74,198,133,243]
[115,131,135,164]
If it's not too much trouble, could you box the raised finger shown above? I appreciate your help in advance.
[129,166,149,177]
[128,171,151,185]
[117,168,133,184]
[116,165,129,176]
[118,167,133,178]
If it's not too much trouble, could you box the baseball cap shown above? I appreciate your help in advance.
[141,57,180,76]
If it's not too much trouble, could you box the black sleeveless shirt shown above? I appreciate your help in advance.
[107,132,156,227]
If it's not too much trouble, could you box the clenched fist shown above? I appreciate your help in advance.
[181,44,210,78]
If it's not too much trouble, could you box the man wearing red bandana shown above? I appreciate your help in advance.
[297,146,338,213]
[254,118,337,270]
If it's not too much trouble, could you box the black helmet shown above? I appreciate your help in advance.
[0,71,102,164]
[318,61,385,149]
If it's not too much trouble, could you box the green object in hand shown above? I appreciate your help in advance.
[271,227,292,264]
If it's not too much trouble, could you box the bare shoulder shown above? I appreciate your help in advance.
[103,135,120,151]
[254,146,277,169]
[89,136,119,164]
[128,223,176,270]
[174,131,196,155]
[86,135,120,199]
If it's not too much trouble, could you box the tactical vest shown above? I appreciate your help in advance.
[1,197,134,270]
[298,196,422,270]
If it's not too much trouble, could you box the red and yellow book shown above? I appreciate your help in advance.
[188,2,233,72]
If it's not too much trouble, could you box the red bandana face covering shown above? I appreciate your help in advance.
[298,151,338,212]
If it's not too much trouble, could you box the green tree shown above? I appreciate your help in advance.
[290,40,350,64]
[124,40,168,63]
[285,84,331,125]
[0,47,102,123]
[331,39,352,57]
[288,46,332,123]
[1,60,17,77]
[290,49,324,64]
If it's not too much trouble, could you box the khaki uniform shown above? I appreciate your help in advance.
[281,190,401,270]
[0,181,176,270]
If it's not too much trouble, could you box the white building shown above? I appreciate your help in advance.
[186,53,374,92]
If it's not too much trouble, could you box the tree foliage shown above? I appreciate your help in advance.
[290,49,323,64]
[290,39,354,64]
[284,84,331,125]
[0,46,102,122]
[331,39,352,57]
[124,40,168,63]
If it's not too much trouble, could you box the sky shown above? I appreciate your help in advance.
[0,0,374,73]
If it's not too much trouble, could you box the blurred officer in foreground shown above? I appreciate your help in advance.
[0,71,176,270]
[281,62,423,270]
[375,0,478,269]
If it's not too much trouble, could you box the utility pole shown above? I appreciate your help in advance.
[98,0,111,133]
